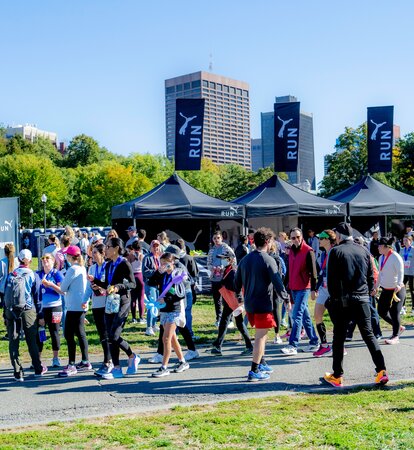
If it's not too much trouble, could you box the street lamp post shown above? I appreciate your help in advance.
[41,194,47,232]
[29,207,34,229]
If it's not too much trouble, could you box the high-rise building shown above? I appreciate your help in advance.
[260,96,316,189]
[165,71,251,168]
[251,138,263,172]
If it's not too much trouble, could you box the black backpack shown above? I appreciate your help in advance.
[4,270,29,312]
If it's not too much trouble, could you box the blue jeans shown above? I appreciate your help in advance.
[185,290,194,336]
[145,285,158,328]
[289,289,318,348]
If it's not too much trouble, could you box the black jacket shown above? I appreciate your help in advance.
[93,258,135,302]
[327,240,373,302]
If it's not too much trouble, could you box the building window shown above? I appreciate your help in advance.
[192,80,201,88]
[176,84,183,92]
[223,85,229,93]
[184,82,191,90]
[202,80,209,87]
[166,86,175,94]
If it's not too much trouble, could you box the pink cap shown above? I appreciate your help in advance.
[62,245,81,257]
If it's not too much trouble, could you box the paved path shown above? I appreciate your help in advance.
[1,328,413,428]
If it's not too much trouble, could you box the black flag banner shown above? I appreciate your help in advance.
[175,98,205,171]
[274,102,300,172]
[367,106,394,173]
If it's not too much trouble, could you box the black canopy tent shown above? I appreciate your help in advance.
[111,174,245,250]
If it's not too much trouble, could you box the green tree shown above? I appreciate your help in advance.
[178,158,221,197]
[217,164,254,201]
[63,134,106,168]
[32,137,63,165]
[394,133,414,195]
[0,154,67,227]
[5,134,34,155]
[124,153,174,185]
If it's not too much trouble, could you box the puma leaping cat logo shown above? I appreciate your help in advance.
[179,112,197,135]
[4,220,12,228]
[370,120,386,140]
[277,116,293,138]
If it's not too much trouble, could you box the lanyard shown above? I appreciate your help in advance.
[403,247,412,262]
[95,262,106,280]
[108,257,122,285]
[152,254,160,269]
[380,251,392,271]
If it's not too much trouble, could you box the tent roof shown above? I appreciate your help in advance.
[329,175,414,215]
[233,174,345,217]
[111,173,244,220]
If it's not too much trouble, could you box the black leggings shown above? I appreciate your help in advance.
[105,299,133,366]
[404,275,414,309]
[273,299,282,334]
[92,307,111,364]
[64,311,89,364]
[157,323,196,355]
[211,281,223,322]
[38,306,62,353]
[378,287,405,337]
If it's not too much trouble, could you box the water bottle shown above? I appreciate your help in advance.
[38,326,47,343]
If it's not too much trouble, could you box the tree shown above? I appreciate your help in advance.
[394,133,414,195]
[63,134,105,168]
[5,134,33,155]
[0,154,67,227]
[178,158,221,197]
[217,164,254,201]
[32,137,63,165]
[124,153,174,185]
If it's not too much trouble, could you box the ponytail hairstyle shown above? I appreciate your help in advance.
[4,243,15,273]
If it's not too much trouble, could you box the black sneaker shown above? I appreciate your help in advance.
[172,361,190,373]
[14,370,24,382]
[152,366,170,378]
[210,346,222,356]
[76,361,93,371]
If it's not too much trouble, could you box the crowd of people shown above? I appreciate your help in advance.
[0,221,412,387]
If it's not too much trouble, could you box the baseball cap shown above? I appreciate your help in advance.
[127,226,137,232]
[18,249,32,261]
[316,231,330,239]
[63,245,81,257]
[91,234,104,244]
[151,239,160,246]
[333,222,353,237]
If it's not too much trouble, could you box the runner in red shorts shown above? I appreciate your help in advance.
[235,227,289,381]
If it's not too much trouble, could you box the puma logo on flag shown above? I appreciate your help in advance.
[179,112,197,135]
[277,116,293,138]
[370,120,386,140]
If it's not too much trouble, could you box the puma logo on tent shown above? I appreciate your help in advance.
[179,112,197,135]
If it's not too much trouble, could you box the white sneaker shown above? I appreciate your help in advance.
[145,327,155,336]
[281,345,297,355]
[227,321,235,329]
[273,336,283,344]
[400,307,407,316]
[184,350,200,361]
[148,353,163,364]
[153,324,160,332]
[302,344,319,352]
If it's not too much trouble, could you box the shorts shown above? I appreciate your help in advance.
[160,311,185,327]
[316,286,329,306]
[246,312,276,329]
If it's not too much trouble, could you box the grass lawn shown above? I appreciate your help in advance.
[0,382,413,449]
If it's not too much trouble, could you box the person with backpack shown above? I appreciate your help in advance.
[4,249,47,381]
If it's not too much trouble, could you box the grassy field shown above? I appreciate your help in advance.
[0,382,413,449]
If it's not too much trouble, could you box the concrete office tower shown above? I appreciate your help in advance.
[165,71,251,169]
[260,95,316,189]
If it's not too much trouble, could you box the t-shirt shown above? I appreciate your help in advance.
[88,263,107,309]
[60,264,87,311]
[37,269,63,308]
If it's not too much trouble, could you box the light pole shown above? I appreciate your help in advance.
[29,207,34,229]
[41,194,47,232]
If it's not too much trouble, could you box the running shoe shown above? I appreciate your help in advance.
[375,335,383,341]
[323,372,343,388]
[399,325,406,336]
[214,321,220,328]
[76,361,93,371]
[152,366,170,378]
[34,365,48,377]
[281,345,297,355]
[247,370,270,382]
[126,353,141,375]
[130,318,138,324]
[145,327,155,336]
[240,347,253,356]
[227,321,235,329]
[153,324,160,332]
[400,306,407,315]
[139,318,146,324]
[345,337,353,342]
[184,350,200,361]
[385,336,400,345]
[313,345,332,357]
[374,370,389,385]
[111,367,124,378]
[58,365,77,377]
[258,363,273,374]
[172,361,190,373]
[148,353,163,364]
[302,344,319,353]
[95,362,114,377]
[273,336,283,344]
[281,330,291,339]
[14,370,24,382]
[52,357,61,368]
[209,346,223,356]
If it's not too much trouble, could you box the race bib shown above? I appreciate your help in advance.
[404,260,411,269]
[51,311,62,324]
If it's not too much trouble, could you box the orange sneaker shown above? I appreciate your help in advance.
[375,370,389,385]
[323,372,343,388]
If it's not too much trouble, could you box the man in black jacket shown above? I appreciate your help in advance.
[324,222,388,388]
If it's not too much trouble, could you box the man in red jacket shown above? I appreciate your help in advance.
[281,227,319,355]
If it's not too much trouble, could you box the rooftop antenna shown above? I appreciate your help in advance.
[209,52,213,72]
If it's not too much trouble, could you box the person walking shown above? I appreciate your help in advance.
[324,222,388,388]
[235,227,289,382]
[376,237,405,345]
[281,228,319,355]
[400,234,414,315]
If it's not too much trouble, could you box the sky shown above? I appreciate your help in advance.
[1,1,413,186]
